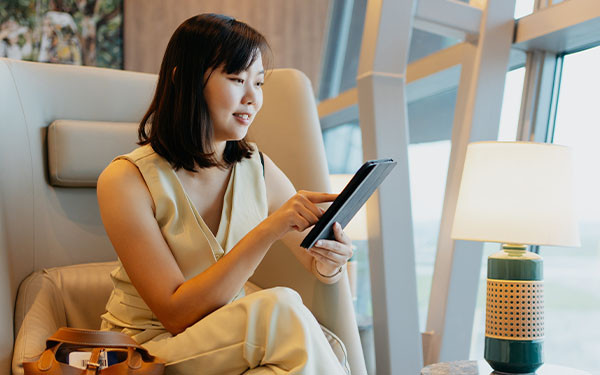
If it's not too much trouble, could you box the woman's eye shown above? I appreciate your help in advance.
[256,81,264,87]
[230,78,244,84]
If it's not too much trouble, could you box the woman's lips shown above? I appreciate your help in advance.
[233,113,252,125]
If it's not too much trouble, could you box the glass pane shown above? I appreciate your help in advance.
[410,140,451,331]
[408,29,460,64]
[469,67,527,359]
[515,0,535,18]
[319,0,459,101]
[540,45,600,373]
[406,78,459,331]
[498,67,526,141]
[322,122,363,174]
[339,0,368,93]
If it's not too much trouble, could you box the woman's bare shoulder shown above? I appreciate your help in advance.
[99,159,141,183]
[261,153,296,214]
[97,159,154,211]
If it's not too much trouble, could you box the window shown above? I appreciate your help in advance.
[411,140,451,330]
[322,122,363,174]
[514,0,535,18]
[541,45,600,373]
[318,0,459,102]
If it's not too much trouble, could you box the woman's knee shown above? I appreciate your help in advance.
[253,287,304,311]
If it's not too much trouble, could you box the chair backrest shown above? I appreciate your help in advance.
[0,58,366,374]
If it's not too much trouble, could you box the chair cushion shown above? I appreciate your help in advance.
[13,262,350,375]
[47,120,138,187]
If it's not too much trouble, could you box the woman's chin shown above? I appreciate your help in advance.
[219,132,249,143]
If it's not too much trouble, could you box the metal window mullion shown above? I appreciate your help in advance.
[546,54,564,144]
[516,50,559,143]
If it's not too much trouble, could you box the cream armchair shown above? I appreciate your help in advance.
[0,58,367,375]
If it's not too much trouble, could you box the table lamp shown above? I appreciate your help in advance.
[451,142,580,373]
[330,174,368,301]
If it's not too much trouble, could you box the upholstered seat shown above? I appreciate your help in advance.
[13,262,351,374]
[12,262,117,366]
[0,58,367,375]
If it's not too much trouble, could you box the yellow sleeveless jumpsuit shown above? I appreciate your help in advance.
[100,144,347,375]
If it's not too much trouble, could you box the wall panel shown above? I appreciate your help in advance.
[124,0,330,90]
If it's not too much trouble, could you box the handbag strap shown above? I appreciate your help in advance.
[47,328,145,351]
[24,328,165,375]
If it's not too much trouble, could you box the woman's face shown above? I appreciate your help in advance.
[203,52,264,143]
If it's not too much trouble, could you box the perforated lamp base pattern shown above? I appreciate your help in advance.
[484,246,544,373]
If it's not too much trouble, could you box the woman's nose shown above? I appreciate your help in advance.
[242,86,259,105]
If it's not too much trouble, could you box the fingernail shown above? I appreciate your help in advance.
[316,240,322,246]
[335,222,341,229]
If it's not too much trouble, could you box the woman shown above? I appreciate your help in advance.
[97,14,353,375]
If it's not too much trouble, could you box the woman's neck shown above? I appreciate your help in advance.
[212,141,227,164]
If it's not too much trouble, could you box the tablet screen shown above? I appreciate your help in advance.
[300,158,396,249]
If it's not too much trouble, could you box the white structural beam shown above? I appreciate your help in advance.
[356,0,422,374]
[405,42,465,83]
[318,42,466,125]
[317,43,527,129]
[514,0,600,53]
[318,88,358,121]
[424,0,516,365]
[414,0,483,41]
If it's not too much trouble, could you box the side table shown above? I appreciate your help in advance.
[421,360,592,375]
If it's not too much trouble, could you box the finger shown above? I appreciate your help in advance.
[295,205,320,226]
[296,194,326,219]
[310,247,345,264]
[298,190,339,204]
[313,240,349,255]
[320,242,353,263]
[333,222,352,245]
[310,251,339,268]
[292,215,311,232]
[313,240,354,260]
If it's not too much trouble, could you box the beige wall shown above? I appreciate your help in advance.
[124,0,331,91]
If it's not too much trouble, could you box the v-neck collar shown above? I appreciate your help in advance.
[169,164,236,251]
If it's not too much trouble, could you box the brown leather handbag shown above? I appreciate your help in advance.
[23,328,165,375]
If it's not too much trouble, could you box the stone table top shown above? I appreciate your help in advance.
[421,360,591,375]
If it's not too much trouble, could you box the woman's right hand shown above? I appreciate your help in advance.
[261,190,338,240]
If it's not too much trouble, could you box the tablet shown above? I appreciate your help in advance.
[300,158,397,249]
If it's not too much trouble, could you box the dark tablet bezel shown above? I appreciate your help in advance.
[300,158,396,249]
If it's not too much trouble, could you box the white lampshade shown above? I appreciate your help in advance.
[451,141,580,247]
[329,174,368,241]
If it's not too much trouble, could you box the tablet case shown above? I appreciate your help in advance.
[300,159,397,249]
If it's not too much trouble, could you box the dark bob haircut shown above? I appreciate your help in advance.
[138,13,271,171]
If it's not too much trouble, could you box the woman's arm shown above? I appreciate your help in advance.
[262,154,353,284]
[97,160,336,335]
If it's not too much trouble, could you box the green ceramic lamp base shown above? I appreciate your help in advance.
[485,337,543,373]
[484,244,544,374]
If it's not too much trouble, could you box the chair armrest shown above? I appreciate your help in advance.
[12,261,117,375]
[12,270,67,375]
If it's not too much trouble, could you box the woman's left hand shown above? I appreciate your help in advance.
[309,222,353,276]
